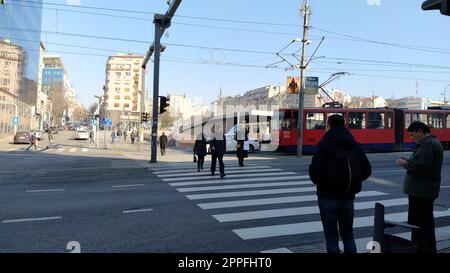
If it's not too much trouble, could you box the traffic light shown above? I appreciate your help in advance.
[422,0,450,16]
[159,96,170,114]
[140,112,149,123]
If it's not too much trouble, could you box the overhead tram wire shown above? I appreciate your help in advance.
[15,1,450,55]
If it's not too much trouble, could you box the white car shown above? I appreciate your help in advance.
[74,130,89,140]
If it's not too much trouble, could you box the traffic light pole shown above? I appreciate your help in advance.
[142,0,182,164]
[150,18,163,163]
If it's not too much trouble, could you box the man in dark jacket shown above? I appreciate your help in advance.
[396,121,443,253]
[194,130,207,172]
[309,114,372,253]
[235,125,249,167]
[210,126,226,178]
[159,132,168,156]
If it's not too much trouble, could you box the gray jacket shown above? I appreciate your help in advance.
[403,135,443,199]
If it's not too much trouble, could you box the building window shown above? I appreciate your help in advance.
[114,103,120,108]
[114,95,121,100]
[124,103,130,108]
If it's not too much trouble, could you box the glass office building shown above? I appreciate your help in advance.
[0,0,43,135]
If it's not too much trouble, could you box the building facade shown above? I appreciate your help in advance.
[42,55,80,125]
[103,53,145,129]
[0,0,44,135]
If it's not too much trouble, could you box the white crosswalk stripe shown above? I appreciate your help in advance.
[151,163,450,252]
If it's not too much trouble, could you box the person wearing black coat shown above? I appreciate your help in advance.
[210,127,226,178]
[193,131,207,172]
[309,114,372,253]
[235,125,249,167]
[159,132,168,156]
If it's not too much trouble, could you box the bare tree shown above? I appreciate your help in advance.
[88,102,98,116]
[73,105,88,122]
[48,85,68,126]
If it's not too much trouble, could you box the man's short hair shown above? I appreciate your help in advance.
[407,121,431,134]
[328,114,345,129]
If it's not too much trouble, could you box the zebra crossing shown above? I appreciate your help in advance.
[151,163,450,252]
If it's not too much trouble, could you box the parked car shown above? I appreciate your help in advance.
[49,127,59,134]
[13,132,31,144]
[74,130,89,140]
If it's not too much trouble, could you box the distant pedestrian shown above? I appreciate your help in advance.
[235,125,249,167]
[396,121,443,253]
[123,130,127,143]
[159,132,168,156]
[89,130,95,145]
[309,114,372,253]
[209,126,226,178]
[47,129,54,149]
[193,130,207,172]
[131,131,136,144]
[26,131,38,151]
[111,130,116,144]
[117,129,123,143]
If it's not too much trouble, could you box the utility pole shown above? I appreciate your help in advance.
[142,0,182,164]
[297,0,310,157]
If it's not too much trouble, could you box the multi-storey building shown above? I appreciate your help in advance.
[103,53,145,129]
[0,0,43,135]
[42,55,80,125]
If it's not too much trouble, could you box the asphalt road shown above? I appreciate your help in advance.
[1,131,450,253]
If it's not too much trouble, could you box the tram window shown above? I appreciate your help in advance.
[405,114,412,129]
[306,112,325,130]
[279,111,292,130]
[293,111,299,129]
[368,112,385,129]
[446,114,450,129]
[348,112,366,129]
[386,112,393,129]
[412,113,427,124]
[429,113,443,129]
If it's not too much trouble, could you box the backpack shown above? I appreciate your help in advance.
[331,147,363,194]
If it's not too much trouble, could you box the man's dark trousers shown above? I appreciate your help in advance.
[408,196,436,253]
[211,155,224,175]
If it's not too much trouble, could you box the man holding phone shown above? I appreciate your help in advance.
[396,121,443,253]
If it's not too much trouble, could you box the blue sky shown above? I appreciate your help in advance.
[40,0,450,107]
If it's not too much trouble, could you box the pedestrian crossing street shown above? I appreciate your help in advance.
[151,163,450,253]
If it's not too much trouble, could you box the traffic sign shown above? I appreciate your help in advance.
[91,119,97,126]
[12,116,19,125]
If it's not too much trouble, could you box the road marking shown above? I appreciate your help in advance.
[43,176,69,179]
[169,175,309,187]
[441,186,450,189]
[372,170,404,174]
[57,148,65,153]
[163,172,300,182]
[122,208,154,214]
[26,189,66,193]
[197,191,387,210]
[186,187,316,200]
[232,209,450,240]
[150,163,259,173]
[81,148,89,152]
[0,166,143,174]
[69,148,77,153]
[157,168,284,178]
[2,216,62,224]
[260,248,293,253]
[111,184,146,188]
[367,176,399,187]
[153,165,270,175]
[213,198,408,223]
[177,181,311,193]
